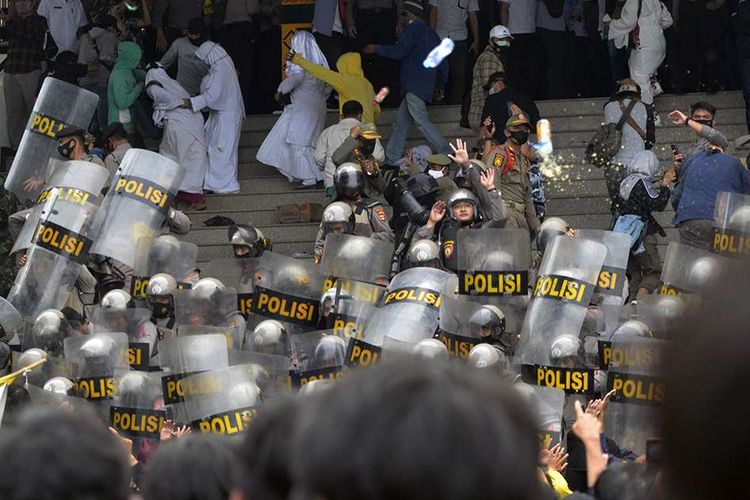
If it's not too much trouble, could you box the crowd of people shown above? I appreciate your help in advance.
[2,0,750,499]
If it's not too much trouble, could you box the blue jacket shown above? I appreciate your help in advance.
[376,19,447,103]
[672,151,750,225]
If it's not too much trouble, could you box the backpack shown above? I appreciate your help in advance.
[585,99,642,168]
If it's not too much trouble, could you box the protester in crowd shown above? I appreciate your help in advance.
[605,0,672,126]
[48,50,90,85]
[1,0,49,151]
[215,0,259,111]
[185,41,244,194]
[0,407,130,500]
[100,121,131,181]
[143,434,235,500]
[315,100,383,198]
[399,144,433,175]
[290,359,544,500]
[107,41,146,146]
[429,0,480,106]
[479,71,539,143]
[672,148,750,250]
[77,17,119,133]
[603,79,648,213]
[152,0,203,53]
[109,0,152,51]
[258,31,329,189]
[536,0,569,99]
[668,101,729,160]
[499,0,539,98]
[467,25,511,131]
[364,1,450,166]
[616,150,674,298]
[310,0,347,67]
[159,17,210,97]
[146,63,208,210]
[290,50,380,123]
[36,0,87,55]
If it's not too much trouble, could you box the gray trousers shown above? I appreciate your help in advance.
[4,70,41,150]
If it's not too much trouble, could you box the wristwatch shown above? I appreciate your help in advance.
[685,118,691,127]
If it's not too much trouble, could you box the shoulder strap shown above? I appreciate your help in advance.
[617,99,647,140]
[636,0,643,20]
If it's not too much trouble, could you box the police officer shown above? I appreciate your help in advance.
[56,126,106,167]
[407,239,442,269]
[146,273,178,332]
[31,309,71,358]
[479,108,540,235]
[99,289,159,359]
[228,224,271,259]
[314,163,394,260]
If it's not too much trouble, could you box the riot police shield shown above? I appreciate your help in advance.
[346,267,455,366]
[515,236,607,396]
[658,242,725,295]
[522,385,565,449]
[131,236,198,299]
[4,78,99,202]
[90,149,184,268]
[713,191,750,257]
[604,335,666,455]
[249,252,325,332]
[182,364,263,436]
[228,349,291,402]
[11,160,110,256]
[27,378,94,413]
[0,297,24,346]
[12,347,67,388]
[7,195,101,320]
[63,332,129,404]
[456,228,531,334]
[438,293,502,359]
[329,283,383,340]
[633,294,689,339]
[174,288,244,348]
[110,372,166,441]
[158,334,229,424]
[21,309,71,358]
[320,234,394,284]
[202,258,259,317]
[290,331,347,387]
[90,307,157,371]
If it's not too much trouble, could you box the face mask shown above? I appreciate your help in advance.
[488,87,498,96]
[509,131,529,145]
[695,119,714,128]
[493,39,510,49]
[427,169,444,179]
[189,36,206,47]
[57,140,76,159]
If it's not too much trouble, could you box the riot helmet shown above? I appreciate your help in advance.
[549,334,580,368]
[147,273,177,319]
[100,289,133,310]
[0,341,10,375]
[275,263,313,296]
[298,378,333,396]
[469,305,506,342]
[447,189,479,223]
[687,256,720,292]
[15,348,48,386]
[150,235,179,270]
[480,250,514,271]
[193,277,226,298]
[412,338,449,360]
[43,376,76,396]
[322,201,355,235]
[229,224,271,258]
[334,163,365,199]
[32,309,70,357]
[408,239,441,268]
[537,217,568,254]
[313,335,346,367]
[251,320,287,355]
[80,335,116,376]
[320,288,337,320]
[467,343,508,371]
[728,205,750,230]
[612,320,651,339]
[227,380,261,408]
[117,371,156,408]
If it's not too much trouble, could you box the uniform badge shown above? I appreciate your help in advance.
[374,206,387,222]
[493,152,505,168]
[443,240,455,259]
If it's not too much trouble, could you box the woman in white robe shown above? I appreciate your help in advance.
[186,41,244,194]
[146,63,208,209]
[256,31,330,188]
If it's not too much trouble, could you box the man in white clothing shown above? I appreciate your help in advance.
[314,100,384,198]
[182,41,244,194]
[36,0,86,54]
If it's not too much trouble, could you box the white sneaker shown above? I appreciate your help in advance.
[651,79,664,97]
[654,113,663,127]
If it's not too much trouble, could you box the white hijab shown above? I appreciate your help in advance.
[620,150,660,201]
[286,30,330,95]
[194,41,245,115]
[145,64,190,126]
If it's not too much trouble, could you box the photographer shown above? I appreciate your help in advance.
[333,123,389,204]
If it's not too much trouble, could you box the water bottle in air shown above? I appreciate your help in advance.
[536,119,553,158]
[423,38,455,68]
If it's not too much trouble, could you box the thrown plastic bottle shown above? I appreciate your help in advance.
[373,87,390,105]
[423,38,455,69]
[535,119,553,158]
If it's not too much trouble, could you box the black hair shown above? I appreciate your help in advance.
[142,434,237,500]
[690,101,717,118]
[236,396,299,500]
[0,406,130,500]
[341,100,364,118]
[289,359,543,500]
[98,14,117,30]
[593,462,657,500]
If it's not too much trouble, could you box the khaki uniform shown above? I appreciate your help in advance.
[314,197,395,260]
[484,145,540,234]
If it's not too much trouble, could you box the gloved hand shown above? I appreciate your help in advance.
[325,186,335,198]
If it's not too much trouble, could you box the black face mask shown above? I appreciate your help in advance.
[189,36,206,47]
[695,119,714,128]
[57,140,76,159]
[509,130,529,145]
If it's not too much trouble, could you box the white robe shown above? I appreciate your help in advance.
[146,67,208,194]
[190,42,245,193]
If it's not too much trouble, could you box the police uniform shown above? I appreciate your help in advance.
[314,196,395,258]
[0,179,19,297]
[425,154,460,202]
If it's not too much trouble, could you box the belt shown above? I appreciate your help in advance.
[503,199,525,212]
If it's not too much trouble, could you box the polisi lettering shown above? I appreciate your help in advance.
[164,371,220,403]
[337,280,382,304]
[128,343,149,371]
[459,271,526,296]
[658,282,682,296]
[712,229,750,256]
[254,288,316,325]
[195,407,257,435]
[533,275,589,304]
[30,112,67,139]
[608,372,665,405]
[332,317,360,339]
[382,287,441,310]
[238,293,253,316]
[298,367,343,386]
[75,376,115,400]
[111,407,166,437]
[346,338,381,367]
[437,332,477,359]
[34,221,89,263]
[602,345,660,370]
[37,187,91,206]
[113,176,170,210]
[531,365,591,394]
[596,266,623,295]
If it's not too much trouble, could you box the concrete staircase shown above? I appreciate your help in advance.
[183,91,748,264]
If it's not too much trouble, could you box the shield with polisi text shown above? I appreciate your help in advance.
[321,233,393,285]
[658,242,725,296]
[290,330,347,388]
[130,236,198,299]
[90,149,184,268]
[110,372,166,441]
[202,258,259,318]
[4,78,99,202]
[712,191,750,257]
[63,331,129,409]
[90,307,158,371]
[514,236,606,396]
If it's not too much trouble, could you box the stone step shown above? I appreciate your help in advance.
[201,190,326,210]
[184,223,319,246]
[186,208,280,226]
[197,241,315,262]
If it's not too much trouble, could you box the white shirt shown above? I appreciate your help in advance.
[37,0,87,54]
[535,0,566,31]
[499,0,537,35]
[429,0,479,41]
[332,3,344,34]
